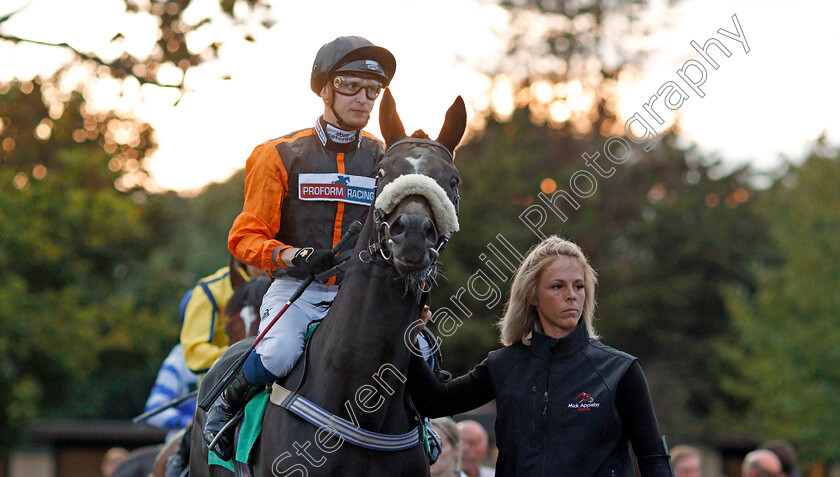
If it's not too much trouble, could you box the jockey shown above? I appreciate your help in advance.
[180,257,263,374]
[142,343,199,442]
[204,36,409,460]
[163,257,264,477]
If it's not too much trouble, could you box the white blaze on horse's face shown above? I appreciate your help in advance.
[377,144,461,216]
[240,305,258,334]
[402,155,425,174]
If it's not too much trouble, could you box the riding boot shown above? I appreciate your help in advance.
[203,368,253,461]
[165,424,191,477]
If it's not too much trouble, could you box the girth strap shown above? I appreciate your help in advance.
[270,383,421,451]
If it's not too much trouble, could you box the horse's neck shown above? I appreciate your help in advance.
[301,254,419,432]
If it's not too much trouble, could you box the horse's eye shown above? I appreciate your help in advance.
[378,168,386,178]
[449,177,459,188]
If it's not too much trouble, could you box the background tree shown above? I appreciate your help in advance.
[429,0,681,371]
[0,0,273,93]
[485,0,675,135]
[0,73,246,468]
[0,78,167,464]
[0,0,268,466]
[714,139,840,464]
[424,0,782,450]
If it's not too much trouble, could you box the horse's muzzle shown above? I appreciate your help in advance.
[386,196,438,274]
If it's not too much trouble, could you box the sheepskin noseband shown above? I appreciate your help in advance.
[374,174,459,237]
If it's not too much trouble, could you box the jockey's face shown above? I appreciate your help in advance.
[321,74,378,129]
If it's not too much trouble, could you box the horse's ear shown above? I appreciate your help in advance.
[229,256,247,291]
[379,88,406,147]
[435,96,467,157]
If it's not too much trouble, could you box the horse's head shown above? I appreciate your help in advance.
[372,89,467,282]
[224,276,270,345]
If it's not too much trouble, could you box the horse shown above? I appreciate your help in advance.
[129,272,270,477]
[223,275,269,345]
[189,89,467,477]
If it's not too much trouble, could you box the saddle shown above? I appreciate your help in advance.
[208,322,448,470]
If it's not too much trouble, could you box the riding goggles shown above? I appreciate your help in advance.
[331,75,383,100]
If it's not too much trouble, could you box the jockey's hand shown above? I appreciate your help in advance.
[291,247,336,276]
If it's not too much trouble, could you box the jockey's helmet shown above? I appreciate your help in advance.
[310,36,396,95]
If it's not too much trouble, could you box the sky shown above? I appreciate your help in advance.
[1,0,839,192]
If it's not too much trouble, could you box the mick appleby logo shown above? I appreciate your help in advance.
[568,392,600,411]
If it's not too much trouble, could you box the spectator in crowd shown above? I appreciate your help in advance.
[100,447,129,477]
[742,449,782,477]
[431,417,466,477]
[671,444,702,477]
[761,440,800,477]
[458,420,495,477]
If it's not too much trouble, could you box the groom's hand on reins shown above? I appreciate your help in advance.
[420,305,432,326]
[410,305,433,344]
[291,247,336,276]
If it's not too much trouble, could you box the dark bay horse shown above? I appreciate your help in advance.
[190,89,467,476]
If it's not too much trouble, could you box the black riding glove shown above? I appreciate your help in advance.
[291,247,335,276]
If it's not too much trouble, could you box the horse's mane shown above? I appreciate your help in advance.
[410,130,429,139]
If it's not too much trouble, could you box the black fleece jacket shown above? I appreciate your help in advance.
[408,321,673,477]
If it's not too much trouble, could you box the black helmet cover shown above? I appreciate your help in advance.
[310,36,396,94]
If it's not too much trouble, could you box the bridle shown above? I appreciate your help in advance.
[360,138,459,277]
[382,137,460,215]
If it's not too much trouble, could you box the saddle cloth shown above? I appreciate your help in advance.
[208,390,270,471]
